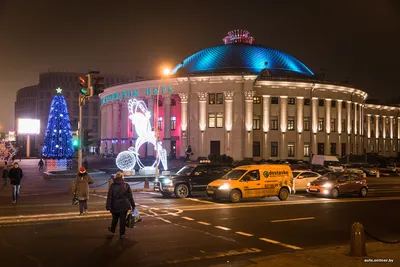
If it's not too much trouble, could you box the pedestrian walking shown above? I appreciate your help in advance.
[38,158,44,171]
[74,167,94,215]
[8,162,23,204]
[185,145,193,161]
[106,172,136,240]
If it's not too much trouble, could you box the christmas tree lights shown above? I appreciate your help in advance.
[41,88,74,159]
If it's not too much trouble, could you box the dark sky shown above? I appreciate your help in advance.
[1,0,399,131]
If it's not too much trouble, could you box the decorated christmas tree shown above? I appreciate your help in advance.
[42,88,74,159]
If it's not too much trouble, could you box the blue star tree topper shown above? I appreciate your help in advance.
[41,88,74,158]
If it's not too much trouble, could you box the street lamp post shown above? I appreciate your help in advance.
[155,68,170,181]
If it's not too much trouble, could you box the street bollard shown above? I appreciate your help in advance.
[108,178,114,190]
[376,172,380,178]
[69,180,75,194]
[350,222,366,257]
[144,178,149,189]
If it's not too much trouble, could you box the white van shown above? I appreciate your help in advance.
[312,155,344,172]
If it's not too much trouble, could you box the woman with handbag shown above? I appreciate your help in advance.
[74,167,94,215]
[106,172,136,240]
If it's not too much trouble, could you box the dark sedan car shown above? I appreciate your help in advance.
[154,164,232,198]
[307,172,368,198]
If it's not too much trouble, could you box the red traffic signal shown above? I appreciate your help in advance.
[79,76,87,87]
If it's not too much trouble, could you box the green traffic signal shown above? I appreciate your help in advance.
[80,88,88,95]
[72,139,79,147]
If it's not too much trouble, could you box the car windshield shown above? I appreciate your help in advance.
[220,170,247,180]
[176,166,195,176]
[292,171,300,178]
[324,161,340,167]
[317,172,342,181]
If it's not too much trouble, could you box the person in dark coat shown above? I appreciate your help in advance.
[106,172,135,239]
[8,162,23,204]
[38,159,44,171]
[74,167,94,215]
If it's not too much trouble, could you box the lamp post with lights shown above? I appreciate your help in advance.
[155,68,170,180]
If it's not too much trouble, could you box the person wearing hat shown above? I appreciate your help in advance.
[106,172,136,239]
[74,167,94,215]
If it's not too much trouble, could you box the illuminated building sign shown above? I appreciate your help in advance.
[100,86,174,104]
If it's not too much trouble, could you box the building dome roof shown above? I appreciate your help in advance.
[172,30,314,77]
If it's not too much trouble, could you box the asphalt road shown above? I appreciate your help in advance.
[1,183,400,267]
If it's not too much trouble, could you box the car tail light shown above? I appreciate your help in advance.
[362,179,366,184]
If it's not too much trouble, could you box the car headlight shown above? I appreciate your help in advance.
[322,183,332,188]
[218,183,230,190]
[307,182,310,187]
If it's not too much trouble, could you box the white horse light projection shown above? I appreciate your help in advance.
[116,99,168,174]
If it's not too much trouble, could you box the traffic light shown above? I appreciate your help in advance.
[83,129,94,150]
[72,137,79,148]
[93,76,105,96]
[79,76,89,96]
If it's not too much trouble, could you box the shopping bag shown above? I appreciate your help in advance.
[126,213,134,228]
[72,193,78,205]
[133,208,142,224]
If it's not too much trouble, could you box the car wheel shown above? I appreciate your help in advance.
[174,184,189,198]
[359,187,368,197]
[278,188,289,201]
[161,192,172,197]
[229,189,241,203]
[330,188,339,198]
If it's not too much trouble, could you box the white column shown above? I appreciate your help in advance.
[100,105,106,153]
[398,117,400,153]
[382,116,387,139]
[163,95,172,155]
[121,100,129,151]
[375,115,380,154]
[244,91,255,158]
[197,92,208,157]
[390,116,394,139]
[296,97,304,159]
[354,103,358,154]
[106,104,113,153]
[311,97,318,155]
[146,96,154,157]
[178,93,189,158]
[223,91,235,156]
[262,95,270,159]
[367,114,371,138]
[346,101,352,155]
[337,100,343,157]
[113,102,121,153]
[325,99,332,155]
[280,96,288,158]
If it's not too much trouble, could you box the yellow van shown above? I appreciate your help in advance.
[206,165,293,202]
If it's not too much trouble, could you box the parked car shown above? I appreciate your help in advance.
[154,164,232,198]
[312,155,344,172]
[292,170,320,192]
[307,172,368,198]
[206,164,293,202]
[343,164,365,175]
[354,163,379,177]
[311,164,330,175]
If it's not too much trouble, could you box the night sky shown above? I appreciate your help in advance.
[0,0,399,131]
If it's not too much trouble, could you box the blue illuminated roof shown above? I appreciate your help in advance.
[172,43,314,77]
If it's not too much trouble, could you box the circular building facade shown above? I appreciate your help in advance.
[100,30,400,160]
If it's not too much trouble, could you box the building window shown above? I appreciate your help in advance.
[288,117,295,131]
[208,113,216,128]
[288,98,295,105]
[394,144,397,152]
[92,119,98,132]
[370,144,374,152]
[330,143,337,155]
[209,94,216,104]
[304,117,310,131]
[171,116,176,130]
[271,97,279,104]
[253,118,260,130]
[378,144,382,152]
[343,104,346,109]
[331,100,336,108]
[271,142,278,157]
[304,98,311,106]
[318,99,324,107]
[318,118,324,132]
[216,93,223,104]
[216,113,223,128]
[171,98,177,106]
[253,96,261,104]
[158,117,163,130]
[253,142,261,157]
[342,119,346,132]
[371,130,375,137]
[271,117,279,130]
[385,144,389,152]
[83,118,88,128]
[304,143,310,157]
[288,143,295,157]
[331,118,336,132]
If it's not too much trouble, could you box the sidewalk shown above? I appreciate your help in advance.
[246,242,400,267]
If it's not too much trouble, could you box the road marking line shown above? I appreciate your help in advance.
[197,221,211,226]
[182,216,195,221]
[215,226,230,231]
[186,198,218,204]
[140,205,148,208]
[166,248,261,264]
[271,217,315,223]
[167,212,179,216]
[259,237,302,250]
[139,192,160,195]
[235,231,253,237]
